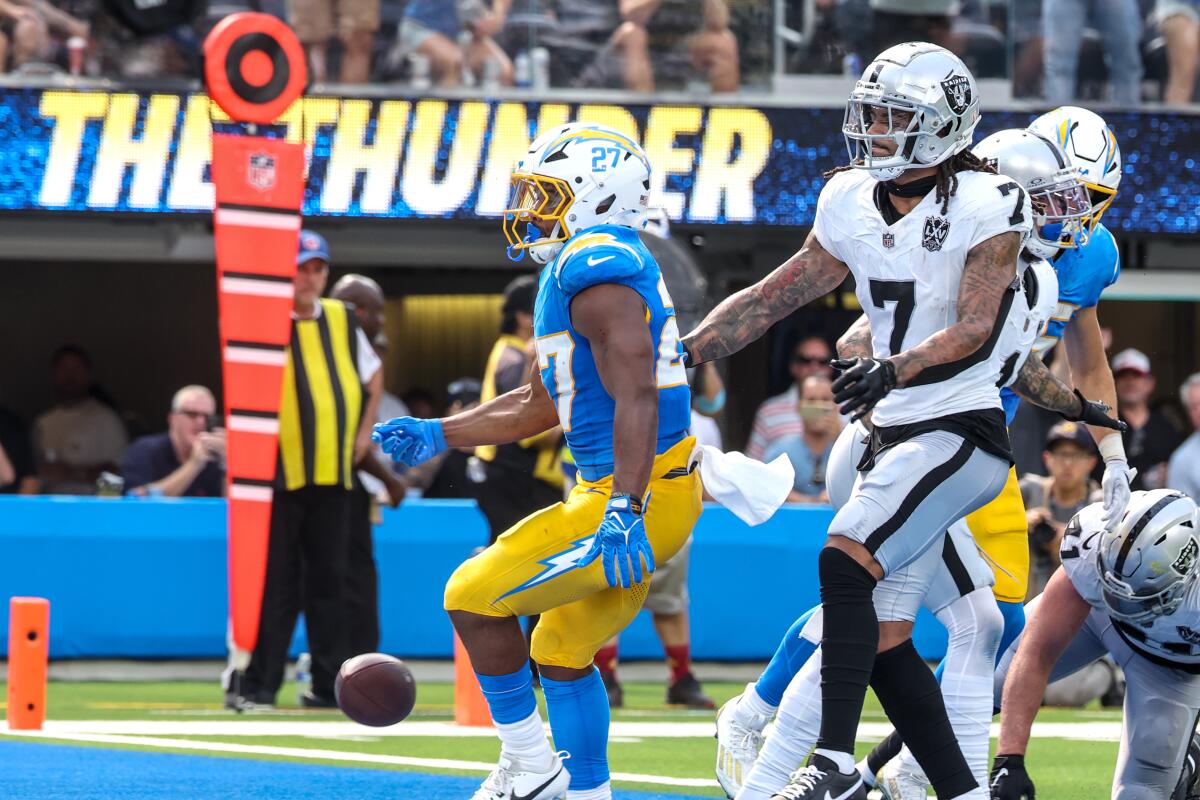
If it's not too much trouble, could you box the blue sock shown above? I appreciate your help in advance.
[995,600,1026,662]
[542,667,610,791]
[476,666,537,724]
[931,599,1026,683]
[755,605,821,707]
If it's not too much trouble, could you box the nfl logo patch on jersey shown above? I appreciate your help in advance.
[922,216,950,252]
[248,153,276,191]
[882,232,895,249]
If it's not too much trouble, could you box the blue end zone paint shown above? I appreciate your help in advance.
[2,741,714,800]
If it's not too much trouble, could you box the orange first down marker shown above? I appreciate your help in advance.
[7,597,49,730]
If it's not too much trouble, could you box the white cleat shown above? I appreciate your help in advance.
[715,690,768,798]
[877,759,931,800]
[470,752,571,800]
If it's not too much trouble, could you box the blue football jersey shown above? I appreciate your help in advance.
[533,224,692,482]
[999,222,1121,423]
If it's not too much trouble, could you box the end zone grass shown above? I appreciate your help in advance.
[2,680,1122,798]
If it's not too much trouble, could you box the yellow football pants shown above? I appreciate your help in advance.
[964,466,1030,603]
[444,436,703,669]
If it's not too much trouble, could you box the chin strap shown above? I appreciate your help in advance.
[505,223,543,263]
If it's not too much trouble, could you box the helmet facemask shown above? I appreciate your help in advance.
[1099,564,1195,625]
[844,96,931,180]
[503,173,574,263]
[1026,172,1093,258]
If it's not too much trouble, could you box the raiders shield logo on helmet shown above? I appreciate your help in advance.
[941,74,972,115]
[1178,626,1200,645]
[1172,537,1199,576]
[922,216,950,252]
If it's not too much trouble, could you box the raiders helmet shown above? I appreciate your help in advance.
[842,42,981,180]
[1097,489,1200,625]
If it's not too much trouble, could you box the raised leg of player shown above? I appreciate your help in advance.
[716,607,821,798]
[816,432,1007,799]
[738,643,826,800]
[885,588,1003,790]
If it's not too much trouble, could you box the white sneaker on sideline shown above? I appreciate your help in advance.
[470,751,570,800]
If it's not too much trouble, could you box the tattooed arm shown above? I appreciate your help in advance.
[1012,353,1082,416]
[889,231,1021,386]
[682,230,849,364]
[837,314,873,359]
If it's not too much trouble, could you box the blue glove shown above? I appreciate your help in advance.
[371,417,447,467]
[578,493,655,589]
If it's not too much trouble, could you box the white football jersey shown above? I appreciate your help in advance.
[812,168,1033,426]
[998,257,1059,390]
[1061,503,1200,668]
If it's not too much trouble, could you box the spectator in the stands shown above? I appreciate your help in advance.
[1042,0,1142,105]
[765,374,842,504]
[398,0,514,87]
[746,336,833,462]
[406,378,482,499]
[1020,421,1102,598]
[1151,0,1200,103]
[867,0,959,54]
[123,385,226,498]
[0,0,89,70]
[1168,372,1200,497]
[33,345,127,495]
[290,0,380,83]
[1113,348,1182,489]
[401,387,437,420]
[610,0,739,92]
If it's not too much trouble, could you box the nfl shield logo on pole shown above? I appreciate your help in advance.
[248,153,277,191]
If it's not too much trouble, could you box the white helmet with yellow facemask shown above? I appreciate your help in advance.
[1028,106,1122,238]
[504,122,652,265]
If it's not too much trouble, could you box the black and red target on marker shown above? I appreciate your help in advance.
[204,13,306,125]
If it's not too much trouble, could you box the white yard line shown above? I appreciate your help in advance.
[9,718,1128,742]
[0,730,719,789]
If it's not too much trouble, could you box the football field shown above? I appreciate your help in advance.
[2,679,1125,798]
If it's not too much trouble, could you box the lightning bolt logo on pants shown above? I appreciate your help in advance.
[495,536,595,602]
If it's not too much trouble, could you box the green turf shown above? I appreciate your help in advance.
[1,680,1121,798]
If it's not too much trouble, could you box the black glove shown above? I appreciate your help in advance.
[831,357,897,421]
[990,754,1035,800]
[1062,388,1127,432]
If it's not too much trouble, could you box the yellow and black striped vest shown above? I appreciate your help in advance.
[476,334,562,489]
[278,299,363,491]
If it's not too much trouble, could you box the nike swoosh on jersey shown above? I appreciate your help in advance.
[587,254,615,266]
[511,767,565,800]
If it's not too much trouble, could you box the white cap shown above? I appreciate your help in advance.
[1112,348,1152,376]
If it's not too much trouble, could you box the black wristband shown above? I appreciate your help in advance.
[610,491,643,515]
[995,753,1025,767]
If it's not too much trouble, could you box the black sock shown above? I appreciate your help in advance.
[816,547,878,758]
[866,728,903,777]
[870,639,976,798]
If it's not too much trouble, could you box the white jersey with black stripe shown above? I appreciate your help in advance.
[1061,503,1200,668]
[998,257,1059,389]
[812,168,1033,426]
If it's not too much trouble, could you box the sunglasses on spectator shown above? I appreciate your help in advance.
[793,355,830,366]
[174,409,210,420]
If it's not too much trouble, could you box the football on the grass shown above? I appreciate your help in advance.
[335,653,417,727]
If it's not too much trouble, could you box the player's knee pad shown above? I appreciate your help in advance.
[818,546,877,602]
